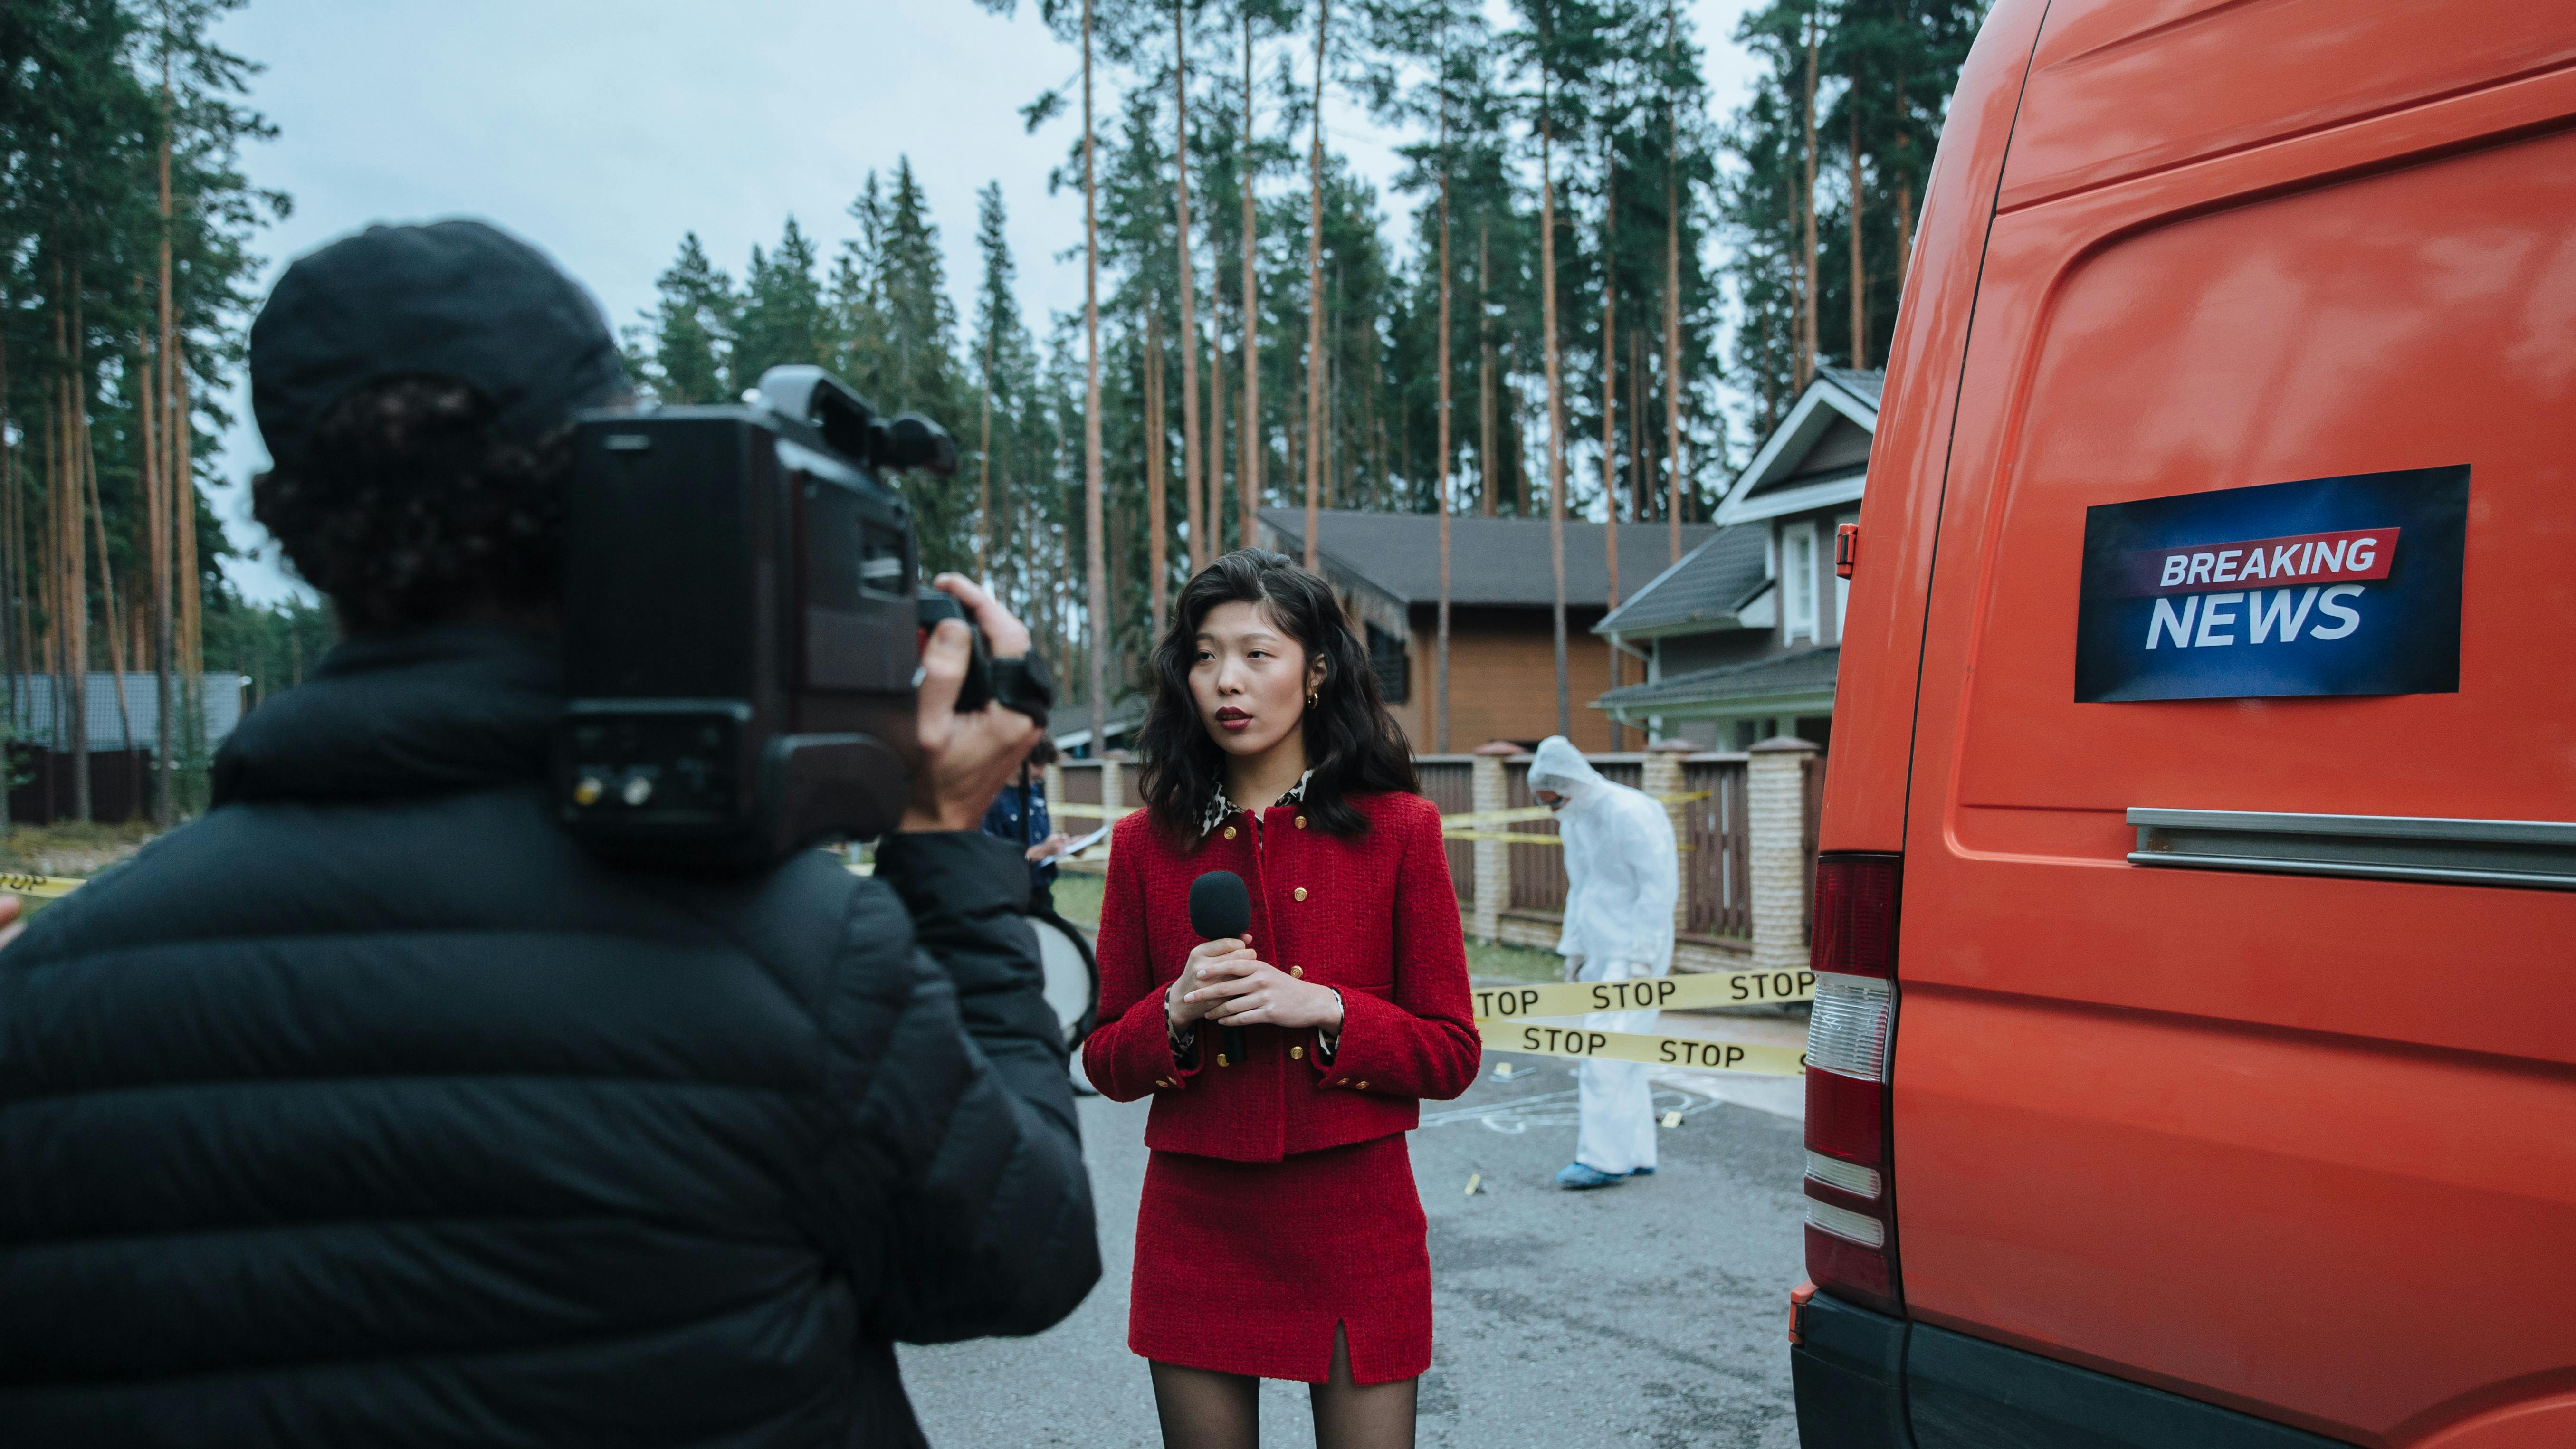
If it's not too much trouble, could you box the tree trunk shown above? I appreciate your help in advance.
[1478,221,1496,517]
[0,322,13,832]
[1629,327,1646,521]
[85,454,136,817]
[1434,45,1453,753]
[1146,294,1168,629]
[1083,0,1109,750]
[175,344,200,727]
[1850,103,1866,369]
[1239,10,1261,550]
[976,327,994,580]
[1206,317,1226,562]
[1301,0,1329,570]
[1799,8,1820,391]
[1540,65,1569,738]
[1663,0,1683,562]
[1601,160,1621,751]
[57,284,92,824]
[155,76,177,825]
[1174,3,1205,580]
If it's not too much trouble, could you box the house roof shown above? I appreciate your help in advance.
[1594,646,1841,713]
[1259,508,1717,610]
[1714,369,1884,528]
[1592,522,1770,637]
[1817,365,1883,408]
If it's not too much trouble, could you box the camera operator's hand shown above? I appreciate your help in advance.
[901,573,1043,835]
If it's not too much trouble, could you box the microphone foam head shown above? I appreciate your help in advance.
[1188,870,1252,940]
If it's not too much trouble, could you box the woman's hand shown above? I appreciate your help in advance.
[1167,938,1255,1030]
[1185,954,1345,1033]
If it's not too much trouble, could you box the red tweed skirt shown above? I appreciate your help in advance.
[1128,1134,1431,1384]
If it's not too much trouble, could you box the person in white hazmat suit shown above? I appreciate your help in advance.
[1527,737,1680,1189]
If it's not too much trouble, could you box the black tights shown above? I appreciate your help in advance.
[1149,1327,1416,1449]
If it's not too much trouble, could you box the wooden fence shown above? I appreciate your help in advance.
[1683,757,1755,940]
[1052,746,1818,963]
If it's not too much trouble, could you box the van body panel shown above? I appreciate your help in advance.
[1998,0,2576,212]
[1899,980,2576,1442]
[1908,1314,2350,1449]
[1814,0,2051,855]
[1878,3,2576,1444]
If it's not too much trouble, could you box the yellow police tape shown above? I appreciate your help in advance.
[1477,1019,1808,1076]
[1469,969,1814,1077]
[0,870,88,899]
[1472,967,1814,1020]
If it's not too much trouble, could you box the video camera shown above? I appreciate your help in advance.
[553,365,1051,869]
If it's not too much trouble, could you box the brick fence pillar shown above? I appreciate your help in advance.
[1098,752,1129,830]
[1642,737,1692,934]
[1747,735,1821,975]
[1043,760,1066,833]
[1468,740,1517,944]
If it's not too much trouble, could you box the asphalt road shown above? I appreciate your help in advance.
[898,1050,1809,1448]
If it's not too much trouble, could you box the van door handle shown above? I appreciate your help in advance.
[2128,808,2576,891]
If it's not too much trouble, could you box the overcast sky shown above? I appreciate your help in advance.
[207,0,1764,604]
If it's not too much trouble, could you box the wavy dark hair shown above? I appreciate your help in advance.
[251,374,575,632]
[1136,549,1418,840]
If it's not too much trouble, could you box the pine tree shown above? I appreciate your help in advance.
[640,232,735,404]
[970,180,1037,581]
[2,0,282,823]
[733,216,829,392]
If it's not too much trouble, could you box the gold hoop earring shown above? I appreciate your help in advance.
[1307,688,1320,709]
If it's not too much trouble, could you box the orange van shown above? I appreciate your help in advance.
[1789,3,2576,1446]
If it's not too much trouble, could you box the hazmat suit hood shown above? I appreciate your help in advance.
[1527,736,1609,816]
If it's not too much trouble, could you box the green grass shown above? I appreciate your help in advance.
[1048,871,1105,930]
[1467,937,1567,983]
[4,820,158,862]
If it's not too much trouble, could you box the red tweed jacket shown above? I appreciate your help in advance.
[1082,789,1481,1162]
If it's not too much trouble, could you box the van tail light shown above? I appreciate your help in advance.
[1804,851,1903,1316]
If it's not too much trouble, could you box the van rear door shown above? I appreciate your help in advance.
[1892,4,2576,1445]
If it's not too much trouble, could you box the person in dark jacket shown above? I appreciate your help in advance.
[982,736,1069,914]
[0,219,1098,1448]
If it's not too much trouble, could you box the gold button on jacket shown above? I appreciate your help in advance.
[1293,887,1308,901]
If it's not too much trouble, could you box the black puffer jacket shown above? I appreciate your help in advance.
[0,626,1098,1448]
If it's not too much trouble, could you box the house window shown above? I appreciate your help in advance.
[1785,522,1819,642]
[1365,622,1410,704]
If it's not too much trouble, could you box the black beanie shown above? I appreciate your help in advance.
[250,219,628,470]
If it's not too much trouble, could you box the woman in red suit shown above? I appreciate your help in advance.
[1083,550,1481,1449]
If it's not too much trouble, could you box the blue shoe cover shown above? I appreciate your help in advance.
[1555,1162,1624,1190]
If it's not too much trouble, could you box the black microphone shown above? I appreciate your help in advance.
[1187,870,1253,1068]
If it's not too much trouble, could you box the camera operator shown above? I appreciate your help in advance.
[0,220,1097,1447]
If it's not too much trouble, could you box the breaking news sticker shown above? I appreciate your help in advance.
[2074,464,2468,703]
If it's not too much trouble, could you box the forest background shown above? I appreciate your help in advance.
[0,0,1983,824]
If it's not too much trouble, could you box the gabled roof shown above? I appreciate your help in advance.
[1594,646,1842,714]
[1713,369,1883,527]
[1259,508,1716,610]
[1591,522,1770,638]
[1817,365,1883,408]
